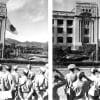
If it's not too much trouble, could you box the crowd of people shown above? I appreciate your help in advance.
[0,63,48,100]
[53,64,100,100]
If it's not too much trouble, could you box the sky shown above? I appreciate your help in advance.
[53,0,100,39]
[5,0,48,42]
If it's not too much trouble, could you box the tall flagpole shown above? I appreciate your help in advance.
[96,0,99,62]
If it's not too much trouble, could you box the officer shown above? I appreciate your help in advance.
[65,64,80,100]
[72,72,92,100]
[34,67,47,100]
[18,69,33,100]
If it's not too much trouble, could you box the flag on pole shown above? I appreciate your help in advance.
[6,18,18,35]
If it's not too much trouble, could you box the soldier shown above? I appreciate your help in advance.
[0,64,5,91]
[88,68,100,100]
[65,64,80,100]
[26,64,33,80]
[53,69,67,100]
[11,65,20,100]
[18,69,33,100]
[3,65,14,100]
[34,67,48,100]
[72,72,92,100]
[44,64,49,100]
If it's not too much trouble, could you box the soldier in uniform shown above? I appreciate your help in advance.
[34,67,48,100]
[43,64,49,100]
[18,69,33,100]
[72,72,92,100]
[3,65,14,100]
[26,64,33,80]
[11,65,20,100]
[65,64,80,100]
[0,64,5,91]
[88,68,100,100]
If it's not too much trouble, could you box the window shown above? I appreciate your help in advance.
[67,37,72,43]
[67,20,73,26]
[53,27,54,33]
[57,37,63,43]
[57,19,63,25]
[83,37,89,43]
[52,19,54,24]
[57,27,63,33]
[67,28,73,34]
[84,29,89,35]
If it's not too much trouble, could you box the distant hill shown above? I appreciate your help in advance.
[5,38,48,50]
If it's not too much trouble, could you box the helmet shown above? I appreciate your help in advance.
[68,64,76,70]
[77,72,85,79]
[23,69,28,75]
[5,65,12,71]
[40,67,46,73]
[26,64,31,70]
[91,68,98,73]
[13,65,18,70]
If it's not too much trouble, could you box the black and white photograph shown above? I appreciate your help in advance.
[53,0,100,100]
[0,0,48,100]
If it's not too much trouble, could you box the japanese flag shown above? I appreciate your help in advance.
[6,18,18,35]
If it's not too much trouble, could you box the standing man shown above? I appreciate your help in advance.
[88,68,100,100]
[11,65,20,100]
[26,64,33,79]
[0,64,5,91]
[3,65,14,100]
[18,69,33,100]
[65,64,80,100]
[72,72,92,100]
[34,67,48,100]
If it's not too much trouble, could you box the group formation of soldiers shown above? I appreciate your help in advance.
[0,63,48,100]
[53,64,100,100]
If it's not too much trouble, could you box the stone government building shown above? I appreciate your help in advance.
[53,2,99,50]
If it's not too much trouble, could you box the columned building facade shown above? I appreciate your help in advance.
[53,2,99,50]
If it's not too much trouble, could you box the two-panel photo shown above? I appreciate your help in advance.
[0,0,99,100]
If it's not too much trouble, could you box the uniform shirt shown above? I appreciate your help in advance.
[34,74,46,92]
[72,79,90,99]
[19,76,33,100]
[11,71,19,84]
[65,72,77,87]
[88,74,100,96]
[3,71,14,91]
[0,71,5,91]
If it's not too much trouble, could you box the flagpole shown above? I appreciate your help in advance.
[1,4,7,59]
[96,0,99,62]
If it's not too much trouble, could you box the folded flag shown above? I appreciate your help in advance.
[6,18,18,35]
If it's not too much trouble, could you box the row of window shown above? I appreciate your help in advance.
[57,37,72,43]
[53,19,73,26]
[57,36,89,43]
[53,28,89,36]
[53,27,73,34]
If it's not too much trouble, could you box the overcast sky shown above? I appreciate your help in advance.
[6,0,48,42]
